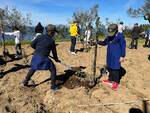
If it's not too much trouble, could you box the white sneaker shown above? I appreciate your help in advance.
[71,52,76,55]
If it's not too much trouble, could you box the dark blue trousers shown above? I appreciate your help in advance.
[108,67,126,83]
[70,36,76,52]
[23,60,57,89]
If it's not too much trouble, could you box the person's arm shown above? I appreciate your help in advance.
[31,37,38,49]
[98,37,109,46]
[122,26,125,31]
[4,32,15,36]
[51,41,60,62]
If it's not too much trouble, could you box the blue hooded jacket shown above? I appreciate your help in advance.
[98,32,126,69]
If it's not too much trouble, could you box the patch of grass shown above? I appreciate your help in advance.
[0,36,146,46]
[0,40,31,46]
[125,37,146,46]
[21,40,31,45]
[55,38,70,42]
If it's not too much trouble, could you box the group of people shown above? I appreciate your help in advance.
[0,23,60,91]
[69,21,126,91]
[69,21,93,54]
[68,21,150,91]
[0,20,149,92]
[129,23,150,49]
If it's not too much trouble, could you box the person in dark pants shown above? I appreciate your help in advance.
[22,24,60,91]
[107,66,126,84]
[143,28,150,48]
[15,43,22,56]
[69,21,79,55]
[70,36,76,53]
[98,24,126,91]
[129,23,141,49]
[4,26,22,58]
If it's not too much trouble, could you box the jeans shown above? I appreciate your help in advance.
[130,38,138,49]
[15,44,22,55]
[70,36,76,52]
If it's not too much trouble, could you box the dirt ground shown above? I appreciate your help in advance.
[0,41,150,113]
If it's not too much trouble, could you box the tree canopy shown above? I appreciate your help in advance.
[127,0,150,23]
[0,6,32,33]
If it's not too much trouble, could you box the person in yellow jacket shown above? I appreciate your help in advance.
[69,21,80,55]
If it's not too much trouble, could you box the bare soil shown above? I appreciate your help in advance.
[0,41,150,113]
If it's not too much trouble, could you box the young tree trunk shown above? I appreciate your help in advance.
[90,17,100,83]
[91,35,98,82]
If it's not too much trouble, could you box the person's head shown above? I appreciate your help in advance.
[134,23,138,27]
[120,21,124,25]
[107,24,118,36]
[46,24,58,37]
[87,25,93,30]
[12,26,19,31]
[35,22,44,33]
[73,20,80,25]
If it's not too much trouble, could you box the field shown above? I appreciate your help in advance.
[0,40,150,113]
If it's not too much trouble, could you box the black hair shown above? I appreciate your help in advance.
[35,22,44,33]
[120,22,123,24]
[108,24,118,33]
[12,26,19,31]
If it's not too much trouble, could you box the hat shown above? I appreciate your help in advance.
[35,22,44,33]
[108,24,118,32]
[46,24,58,33]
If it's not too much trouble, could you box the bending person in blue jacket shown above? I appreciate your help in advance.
[98,24,126,91]
[21,24,60,91]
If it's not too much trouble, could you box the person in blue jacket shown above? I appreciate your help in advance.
[21,24,60,91]
[143,28,150,48]
[98,24,126,91]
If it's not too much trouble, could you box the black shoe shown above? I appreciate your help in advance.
[51,86,59,92]
[148,55,150,61]
[129,46,133,49]
[0,72,4,78]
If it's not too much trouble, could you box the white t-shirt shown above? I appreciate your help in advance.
[118,24,125,33]
[4,30,21,44]
[84,30,91,42]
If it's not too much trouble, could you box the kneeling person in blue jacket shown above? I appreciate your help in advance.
[98,24,126,91]
[22,24,60,91]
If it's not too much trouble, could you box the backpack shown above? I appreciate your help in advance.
[69,23,78,36]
